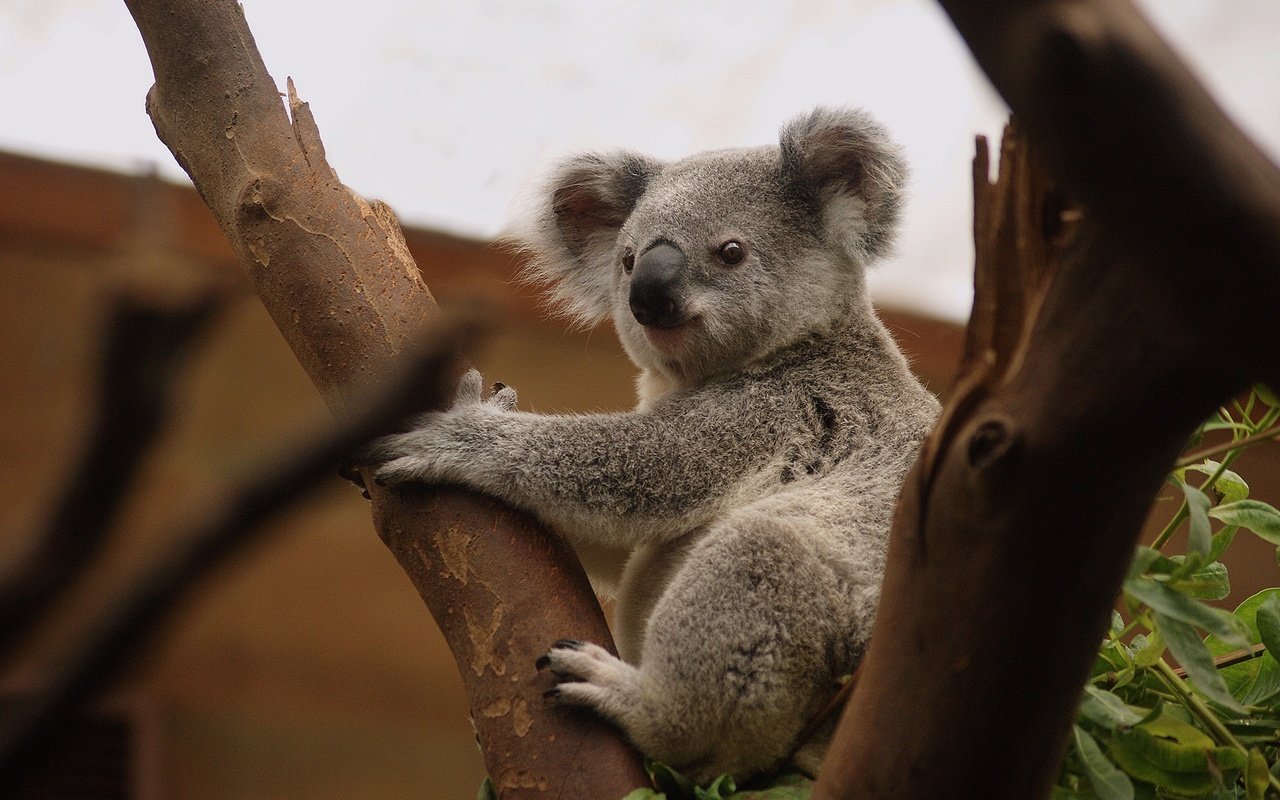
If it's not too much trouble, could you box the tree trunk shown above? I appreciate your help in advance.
[815,2,1280,798]
[122,2,646,797]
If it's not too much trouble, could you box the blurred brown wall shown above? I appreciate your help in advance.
[3,150,1278,798]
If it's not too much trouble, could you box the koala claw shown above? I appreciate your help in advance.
[452,369,519,411]
[453,368,485,406]
[490,384,518,412]
[541,640,640,716]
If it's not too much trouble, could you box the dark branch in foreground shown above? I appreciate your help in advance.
[0,320,474,788]
[0,292,218,668]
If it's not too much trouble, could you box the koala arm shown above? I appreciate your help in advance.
[368,381,784,548]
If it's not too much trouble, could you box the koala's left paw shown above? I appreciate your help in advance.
[538,640,640,718]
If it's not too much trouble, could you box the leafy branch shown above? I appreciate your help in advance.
[1059,385,1280,800]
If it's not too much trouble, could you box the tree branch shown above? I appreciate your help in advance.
[816,2,1280,797]
[122,1,646,796]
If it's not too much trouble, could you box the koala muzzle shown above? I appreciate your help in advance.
[629,242,687,328]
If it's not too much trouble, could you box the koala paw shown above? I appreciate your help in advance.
[538,640,640,718]
[358,369,517,487]
[450,368,518,412]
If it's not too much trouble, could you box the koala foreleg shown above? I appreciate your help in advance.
[364,371,788,550]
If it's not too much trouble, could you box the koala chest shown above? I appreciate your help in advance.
[772,392,866,487]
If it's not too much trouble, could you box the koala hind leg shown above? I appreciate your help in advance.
[547,510,848,784]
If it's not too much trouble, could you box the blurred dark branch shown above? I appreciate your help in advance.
[0,292,218,667]
[0,319,474,788]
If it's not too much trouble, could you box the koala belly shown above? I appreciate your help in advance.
[610,489,878,783]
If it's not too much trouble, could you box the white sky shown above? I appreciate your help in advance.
[2,1,1278,320]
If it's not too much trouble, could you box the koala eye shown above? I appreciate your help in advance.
[718,240,746,266]
[621,248,636,274]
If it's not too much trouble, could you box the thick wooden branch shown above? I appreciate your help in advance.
[817,3,1280,799]
[123,1,645,796]
[939,0,1280,383]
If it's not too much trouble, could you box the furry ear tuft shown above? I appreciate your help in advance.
[510,151,663,327]
[780,107,907,265]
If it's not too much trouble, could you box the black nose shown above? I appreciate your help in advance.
[629,242,686,328]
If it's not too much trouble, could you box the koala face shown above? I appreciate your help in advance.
[517,107,906,392]
[609,149,848,385]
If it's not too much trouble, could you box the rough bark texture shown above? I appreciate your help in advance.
[123,1,646,797]
[815,2,1280,799]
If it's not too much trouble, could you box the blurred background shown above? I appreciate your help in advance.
[0,1,1278,797]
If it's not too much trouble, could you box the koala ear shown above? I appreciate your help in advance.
[513,151,663,327]
[779,107,907,265]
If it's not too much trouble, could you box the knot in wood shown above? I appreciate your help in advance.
[967,417,1016,470]
[235,175,294,227]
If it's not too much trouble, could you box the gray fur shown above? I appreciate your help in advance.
[368,107,939,783]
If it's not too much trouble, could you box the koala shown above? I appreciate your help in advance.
[367,107,939,783]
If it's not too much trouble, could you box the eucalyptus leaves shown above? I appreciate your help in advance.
[1059,386,1280,800]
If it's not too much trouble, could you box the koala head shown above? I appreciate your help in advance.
[515,107,906,393]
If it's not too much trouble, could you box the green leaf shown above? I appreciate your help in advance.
[1164,561,1231,601]
[1093,639,1133,678]
[1079,686,1144,730]
[1255,383,1280,409]
[1073,726,1134,800]
[1128,547,1164,581]
[622,791,665,800]
[1245,748,1269,800]
[477,777,499,800]
[1157,612,1247,714]
[1108,734,1215,796]
[1207,526,1237,563]
[646,760,698,799]
[1205,589,1280,707]
[1256,594,1280,663]
[1106,712,1246,796]
[1210,500,1280,545]
[1124,577,1249,647]
[1131,711,1214,753]
[1184,461,1250,504]
[1132,632,1165,669]
[695,774,736,800]
[1179,482,1212,557]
